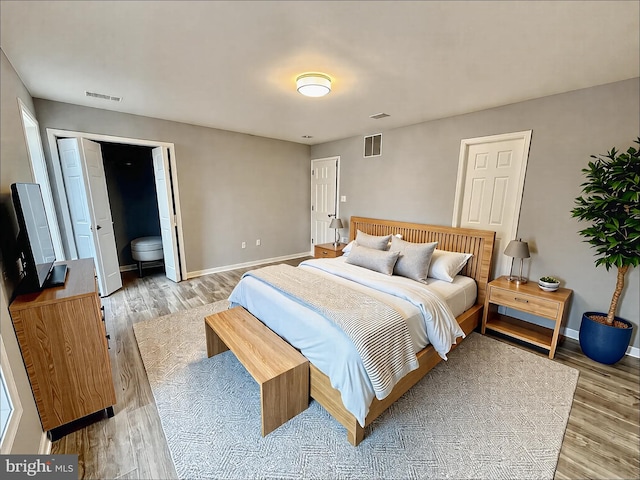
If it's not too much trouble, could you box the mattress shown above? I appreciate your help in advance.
[228,257,476,426]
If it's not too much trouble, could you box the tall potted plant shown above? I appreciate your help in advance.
[571,138,640,364]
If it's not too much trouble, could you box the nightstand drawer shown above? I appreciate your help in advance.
[314,243,345,259]
[490,288,559,319]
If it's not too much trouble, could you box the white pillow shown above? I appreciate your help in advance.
[428,249,473,282]
[341,240,354,257]
[345,244,400,275]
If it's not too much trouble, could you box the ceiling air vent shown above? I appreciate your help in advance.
[369,112,390,120]
[364,134,382,158]
[85,91,122,102]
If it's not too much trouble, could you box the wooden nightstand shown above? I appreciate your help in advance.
[481,276,573,359]
[314,243,346,259]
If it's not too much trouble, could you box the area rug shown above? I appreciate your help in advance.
[133,300,579,480]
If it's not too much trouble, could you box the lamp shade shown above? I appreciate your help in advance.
[296,73,331,97]
[504,240,530,259]
[329,218,343,229]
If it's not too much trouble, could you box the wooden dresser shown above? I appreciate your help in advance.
[9,258,116,433]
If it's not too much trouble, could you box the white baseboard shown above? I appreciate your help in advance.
[561,326,639,358]
[187,252,311,279]
[39,431,51,454]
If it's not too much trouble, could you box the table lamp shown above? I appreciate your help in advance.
[329,217,343,246]
[504,239,530,284]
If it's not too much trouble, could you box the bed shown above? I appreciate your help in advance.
[229,216,495,445]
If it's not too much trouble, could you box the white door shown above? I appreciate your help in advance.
[311,157,339,247]
[452,131,532,279]
[57,138,122,296]
[152,147,181,282]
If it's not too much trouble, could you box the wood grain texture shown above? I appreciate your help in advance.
[309,303,482,445]
[483,276,573,359]
[205,307,309,436]
[9,258,116,431]
[309,217,495,445]
[314,243,346,258]
[349,216,495,305]
[49,259,638,480]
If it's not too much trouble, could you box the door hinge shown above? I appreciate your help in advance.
[311,205,314,211]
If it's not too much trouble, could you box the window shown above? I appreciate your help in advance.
[0,334,22,453]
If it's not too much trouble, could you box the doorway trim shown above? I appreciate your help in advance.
[45,128,187,281]
[310,156,340,253]
[452,130,532,277]
[17,99,65,260]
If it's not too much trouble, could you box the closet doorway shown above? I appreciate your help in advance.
[46,129,186,296]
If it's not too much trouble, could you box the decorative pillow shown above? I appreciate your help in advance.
[355,230,392,251]
[345,244,400,275]
[428,249,473,282]
[389,237,437,283]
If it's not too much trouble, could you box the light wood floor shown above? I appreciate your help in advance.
[51,260,640,480]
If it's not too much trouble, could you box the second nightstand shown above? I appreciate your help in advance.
[481,276,573,359]
[314,243,346,259]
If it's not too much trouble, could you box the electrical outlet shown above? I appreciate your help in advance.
[256,239,261,246]
[241,242,246,249]
[340,195,347,202]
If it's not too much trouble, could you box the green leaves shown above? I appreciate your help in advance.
[571,137,640,273]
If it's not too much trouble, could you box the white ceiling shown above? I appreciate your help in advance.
[1,1,638,145]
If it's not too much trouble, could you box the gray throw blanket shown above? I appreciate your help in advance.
[244,264,419,399]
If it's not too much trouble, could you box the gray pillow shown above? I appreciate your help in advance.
[355,230,392,250]
[345,244,400,275]
[389,236,438,283]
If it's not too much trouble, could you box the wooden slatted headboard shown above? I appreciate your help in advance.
[349,216,496,306]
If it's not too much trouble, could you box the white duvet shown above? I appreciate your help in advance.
[228,257,468,426]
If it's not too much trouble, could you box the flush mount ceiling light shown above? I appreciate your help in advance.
[296,73,331,97]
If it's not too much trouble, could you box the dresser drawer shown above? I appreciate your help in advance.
[490,287,559,319]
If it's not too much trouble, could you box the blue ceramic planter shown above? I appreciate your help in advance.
[579,312,633,364]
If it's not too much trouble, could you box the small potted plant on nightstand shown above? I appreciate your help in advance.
[571,138,639,364]
[538,276,560,292]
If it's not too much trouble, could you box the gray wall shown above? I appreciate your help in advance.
[0,49,47,453]
[32,100,311,275]
[312,78,640,349]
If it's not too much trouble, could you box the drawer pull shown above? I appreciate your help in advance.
[514,297,529,303]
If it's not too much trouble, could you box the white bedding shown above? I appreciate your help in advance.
[228,257,475,426]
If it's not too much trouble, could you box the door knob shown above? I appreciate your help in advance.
[96,225,102,230]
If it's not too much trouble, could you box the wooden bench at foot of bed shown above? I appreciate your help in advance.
[205,306,309,436]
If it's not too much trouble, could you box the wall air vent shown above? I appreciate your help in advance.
[369,112,390,120]
[85,91,122,102]
[364,133,382,158]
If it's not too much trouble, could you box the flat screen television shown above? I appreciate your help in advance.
[11,182,67,295]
